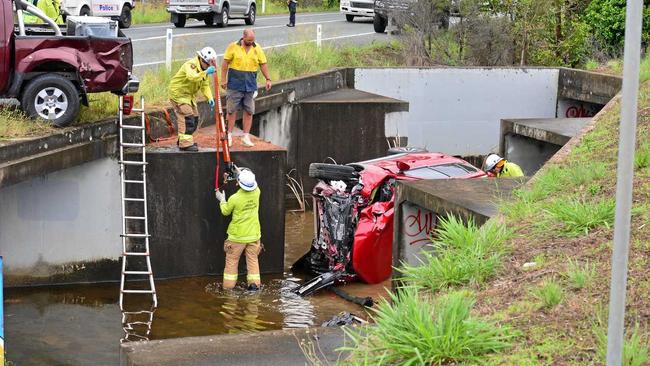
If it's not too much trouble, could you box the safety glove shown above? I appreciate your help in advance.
[208,99,215,109]
[215,190,226,203]
[206,66,216,75]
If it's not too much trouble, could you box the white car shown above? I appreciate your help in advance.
[166,0,257,28]
[60,0,135,28]
[340,0,373,22]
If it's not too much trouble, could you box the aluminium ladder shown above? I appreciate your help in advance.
[117,96,158,342]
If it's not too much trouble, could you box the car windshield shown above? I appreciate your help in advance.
[403,163,478,179]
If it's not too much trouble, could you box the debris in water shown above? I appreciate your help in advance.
[321,312,366,327]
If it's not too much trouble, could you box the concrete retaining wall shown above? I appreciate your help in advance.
[353,68,560,156]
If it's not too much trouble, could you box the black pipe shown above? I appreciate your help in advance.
[329,286,374,307]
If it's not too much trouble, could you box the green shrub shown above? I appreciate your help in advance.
[564,259,596,290]
[342,288,513,365]
[583,0,650,57]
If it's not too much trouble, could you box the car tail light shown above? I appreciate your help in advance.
[396,161,411,171]
[122,96,134,115]
[208,0,214,4]
[166,0,170,4]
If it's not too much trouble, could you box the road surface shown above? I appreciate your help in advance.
[123,12,389,74]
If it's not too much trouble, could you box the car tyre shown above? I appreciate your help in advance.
[173,14,187,28]
[309,163,358,181]
[245,4,255,25]
[21,74,80,128]
[373,14,387,33]
[217,6,229,27]
[118,5,132,28]
[204,15,215,26]
[346,14,354,22]
[79,5,91,16]
[387,146,428,155]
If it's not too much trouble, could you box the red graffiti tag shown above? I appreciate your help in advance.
[404,208,435,246]
[566,105,595,118]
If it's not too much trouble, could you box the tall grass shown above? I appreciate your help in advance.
[398,215,511,291]
[132,3,169,25]
[0,108,52,139]
[342,288,513,365]
[564,259,596,290]
[531,280,564,309]
[593,312,650,366]
[542,198,616,236]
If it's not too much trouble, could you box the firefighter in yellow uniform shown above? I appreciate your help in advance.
[215,168,263,291]
[169,47,217,152]
[484,154,525,177]
[23,0,63,24]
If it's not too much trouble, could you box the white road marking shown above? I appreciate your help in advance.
[133,31,376,67]
[131,19,343,42]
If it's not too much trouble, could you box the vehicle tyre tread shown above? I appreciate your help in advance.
[21,74,80,128]
[309,163,357,180]
[373,14,386,33]
[245,4,255,25]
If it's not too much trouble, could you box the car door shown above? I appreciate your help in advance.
[229,0,245,16]
[91,0,121,16]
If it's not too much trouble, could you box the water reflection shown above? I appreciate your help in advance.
[121,308,155,343]
[278,277,315,328]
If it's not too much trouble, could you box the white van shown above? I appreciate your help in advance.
[339,0,374,22]
[60,0,135,28]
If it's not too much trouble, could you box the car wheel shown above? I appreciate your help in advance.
[79,6,91,16]
[204,15,214,26]
[217,6,229,27]
[346,14,354,22]
[118,5,132,28]
[173,14,187,28]
[387,146,428,155]
[373,14,387,33]
[245,4,255,25]
[21,74,80,127]
[309,163,358,181]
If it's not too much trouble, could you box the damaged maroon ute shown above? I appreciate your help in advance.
[0,0,138,127]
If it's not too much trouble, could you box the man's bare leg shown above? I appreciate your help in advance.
[241,111,254,147]
[226,112,236,146]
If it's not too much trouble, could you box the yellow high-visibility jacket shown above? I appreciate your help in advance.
[169,57,214,106]
[498,161,524,177]
[220,188,261,244]
[24,0,63,24]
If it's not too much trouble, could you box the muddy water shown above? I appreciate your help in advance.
[5,211,390,366]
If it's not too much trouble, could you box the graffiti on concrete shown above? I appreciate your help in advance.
[399,202,437,267]
[557,98,601,119]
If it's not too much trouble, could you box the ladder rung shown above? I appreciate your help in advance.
[124,180,145,184]
[125,216,146,220]
[122,142,146,148]
[121,233,150,238]
[120,124,145,130]
[131,108,145,113]
[122,289,155,294]
[124,198,145,202]
[123,252,150,256]
[120,161,147,166]
[124,271,152,275]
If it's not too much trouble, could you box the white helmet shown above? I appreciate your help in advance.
[197,47,217,64]
[484,153,504,172]
[237,168,258,191]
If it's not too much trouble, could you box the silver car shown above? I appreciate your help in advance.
[167,0,256,28]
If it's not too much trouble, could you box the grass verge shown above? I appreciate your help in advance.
[341,288,514,365]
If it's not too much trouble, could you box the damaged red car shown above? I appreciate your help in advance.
[1,0,138,127]
[294,150,487,296]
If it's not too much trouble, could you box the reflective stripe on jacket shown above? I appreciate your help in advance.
[169,57,214,106]
[220,188,262,243]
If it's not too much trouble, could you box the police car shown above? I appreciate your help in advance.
[60,0,135,28]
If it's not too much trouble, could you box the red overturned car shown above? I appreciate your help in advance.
[294,149,487,297]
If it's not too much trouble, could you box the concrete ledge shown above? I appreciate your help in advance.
[558,68,621,105]
[500,118,592,148]
[120,327,349,366]
[392,178,526,272]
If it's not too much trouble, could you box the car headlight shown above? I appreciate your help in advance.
[341,0,350,6]
[375,0,383,7]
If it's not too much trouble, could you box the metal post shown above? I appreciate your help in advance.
[166,29,173,72]
[262,0,265,14]
[316,24,322,49]
[606,1,643,365]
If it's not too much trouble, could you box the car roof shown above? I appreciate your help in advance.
[356,152,476,175]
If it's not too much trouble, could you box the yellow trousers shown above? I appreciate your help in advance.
[223,241,262,289]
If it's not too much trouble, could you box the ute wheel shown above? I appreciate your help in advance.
[118,5,132,28]
[309,163,357,181]
[204,15,214,26]
[245,4,255,25]
[373,14,387,33]
[173,14,187,28]
[346,14,354,22]
[217,6,229,27]
[387,146,428,155]
[80,5,91,16]
[21,74,80,127]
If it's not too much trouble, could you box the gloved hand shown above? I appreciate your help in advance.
[206,66,216,75]
[215,190,226,203]
[208,99,215,109]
